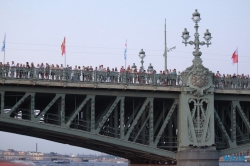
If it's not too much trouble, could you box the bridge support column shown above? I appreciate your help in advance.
[176,148,219,166]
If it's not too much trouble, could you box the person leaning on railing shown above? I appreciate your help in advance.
[10,61,15,78]
[30,62,34,78]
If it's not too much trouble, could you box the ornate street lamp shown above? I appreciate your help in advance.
[182,9,212,59]
[138,49,146,71]
[148,63,154,73]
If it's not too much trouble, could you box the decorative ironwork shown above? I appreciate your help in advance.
[188,98,211,143]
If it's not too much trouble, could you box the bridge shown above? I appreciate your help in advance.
[1,10,250,166]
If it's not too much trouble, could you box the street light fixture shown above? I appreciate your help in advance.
[163,19,176,71]
[138,49,146,71]
[182,9,212,58]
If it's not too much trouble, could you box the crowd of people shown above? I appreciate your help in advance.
[214,71,250,89]
[0,61,249,88]
[0,61,182,86]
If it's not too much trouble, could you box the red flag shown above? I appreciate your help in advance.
[61,37,66,56]
[231,48,238,64]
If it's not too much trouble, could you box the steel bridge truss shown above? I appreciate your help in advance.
[0,85,179,164]
[214,96,250,156]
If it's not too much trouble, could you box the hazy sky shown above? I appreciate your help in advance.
[0,0,250,155]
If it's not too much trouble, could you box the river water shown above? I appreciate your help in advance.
[29,161,249,166]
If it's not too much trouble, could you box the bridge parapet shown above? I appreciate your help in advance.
[0,66,249,94]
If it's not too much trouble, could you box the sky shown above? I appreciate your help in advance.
[0,0,250,155]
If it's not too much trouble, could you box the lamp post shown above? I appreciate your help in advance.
[182,9,212,62]
[163,19,176,71]
[138,49,146,71]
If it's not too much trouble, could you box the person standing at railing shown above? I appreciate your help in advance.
[50,64,55,80]
[89,66,93,82]
[247,74,250,88]
[25,62,30,78]
[73,65,78,82]
[40,63,45,79]
[119,66,125,83]
[5,61,10,77]
[36,64,40,79]
[164,69,169,86]
[171,69,177,86]
[19,63,24,78]
[107,67,111,82]
[77,66,81,82]
[221,74,226,89]
[103,67,107,82]
[55,64,60,80]
[15,63,19,78]
[158,71,163,85]
[59,64,64,80]
[10,61,15,78]
[232,73,237,89]
[44,63,50,79]
[30,62,34,78]
[215,71,221,88]
[82,66,85,82]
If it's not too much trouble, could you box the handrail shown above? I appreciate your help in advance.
[0,66,181,87]
[1,66,249,89]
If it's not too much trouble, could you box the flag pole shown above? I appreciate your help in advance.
[3,49,5,65]
[65,37,66,68]
[64,52,66,69]
[237,48,238,76]
[125,39,127,69]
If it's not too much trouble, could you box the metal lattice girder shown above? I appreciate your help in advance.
[96,99,116,126]
[3,93,32,117]
[0,117,177,160]
[90,95,95,132]
[95,97,124,133]
[153,99,178,147]
[65,96,92,127]
[120,97,125,139]
[232,101,250,131]
[231,103,236,142]
[226,108,246,140]
[125,102,142,131]
[149,98,154,146]
[153,103,168,135]
[214,108,236,148]
[133,115,150,142]
[61,94,65,125]
[125,98,152,140]
[30,93,35,121]
[35,94,62,122]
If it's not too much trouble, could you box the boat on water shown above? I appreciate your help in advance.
[51,158,70,164]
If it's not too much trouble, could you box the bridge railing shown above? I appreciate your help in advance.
[213,77,250,89]
[0,66,182,87]
[1,66,249,89]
